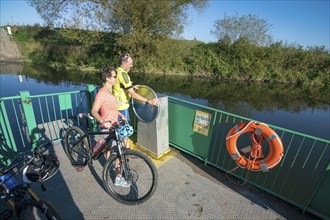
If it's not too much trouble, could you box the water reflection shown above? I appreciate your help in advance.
[132,73,329,110]
[132,74,329,140]
[0,62,329,140]
[0,62,24,74]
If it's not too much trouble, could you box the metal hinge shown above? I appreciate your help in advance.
[23,99,32,104]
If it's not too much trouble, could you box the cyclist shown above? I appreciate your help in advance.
[113,53,159,148]
[91,66,130,187]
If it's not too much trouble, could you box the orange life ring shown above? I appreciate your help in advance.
[226,121,284,172]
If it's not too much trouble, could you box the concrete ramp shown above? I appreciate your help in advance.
[0,27,23,62]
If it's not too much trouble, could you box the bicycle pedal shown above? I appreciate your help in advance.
[75,166,84,172]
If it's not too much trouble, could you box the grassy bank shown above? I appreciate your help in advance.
[11,25,330,87]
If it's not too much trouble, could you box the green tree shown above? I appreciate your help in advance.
[27,0,208,66]
[211,12,273,46]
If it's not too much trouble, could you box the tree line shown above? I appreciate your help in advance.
[6,0,328,87]
[12,24,329,87]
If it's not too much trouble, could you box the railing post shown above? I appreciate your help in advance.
[19,91,39,147]
[86,85,96,113]
[0,99,17,161]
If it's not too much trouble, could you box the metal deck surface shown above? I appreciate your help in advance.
[1,141,319,220]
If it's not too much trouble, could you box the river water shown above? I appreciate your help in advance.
[0,63,329,140]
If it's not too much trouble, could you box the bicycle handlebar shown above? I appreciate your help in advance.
[106,120,128,133]
[0,144,51,177]
[79,113,128,131]
[0,154,32,176]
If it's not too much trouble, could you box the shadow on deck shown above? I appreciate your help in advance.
[1,141,320,219]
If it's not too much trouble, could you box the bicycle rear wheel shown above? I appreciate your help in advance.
[63,126,90,167]
[102,149,158,205]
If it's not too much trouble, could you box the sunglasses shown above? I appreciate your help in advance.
[111,75,117,79]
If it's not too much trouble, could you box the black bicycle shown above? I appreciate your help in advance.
[0,145,62,220]
[63,114,158,205]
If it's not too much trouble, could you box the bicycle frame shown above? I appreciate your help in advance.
[65,120,158,205]
[0,149,61,219]
[70,127,124,163]
[1,161,27,212]
[3,183,41,209]
[1,183,60,219]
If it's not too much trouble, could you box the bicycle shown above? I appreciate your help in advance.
[0,145,62,220]
[63,114,158,205]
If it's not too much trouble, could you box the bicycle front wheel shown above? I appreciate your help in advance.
[19,204,47,220]
[63,126,90,167]
[102,149,158,205]
[41,198,63,220]
[19,199,62,220]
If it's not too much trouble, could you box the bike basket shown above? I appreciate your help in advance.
[118,123,134,138]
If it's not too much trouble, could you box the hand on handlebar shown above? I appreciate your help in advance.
[86,114,128,130]
[120,116,127,122]
[99,120,112,129]
[99,120,122,131]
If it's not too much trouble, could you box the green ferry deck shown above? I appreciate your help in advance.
[0,85,329,219]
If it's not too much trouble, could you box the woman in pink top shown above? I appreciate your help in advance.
[91,67,130,187]
[91,66,126,128]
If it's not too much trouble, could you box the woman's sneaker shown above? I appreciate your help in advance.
[114,176,131,187]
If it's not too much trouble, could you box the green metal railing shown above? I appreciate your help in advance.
[0,86,329,219]
[0,86,96,162]
[168,96,330,220]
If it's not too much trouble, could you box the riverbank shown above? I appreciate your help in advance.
[8,25,330,86]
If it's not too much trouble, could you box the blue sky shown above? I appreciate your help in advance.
[1,0,329,49]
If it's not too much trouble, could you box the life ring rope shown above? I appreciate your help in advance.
[226,121,270,141]
[226,121,284,175]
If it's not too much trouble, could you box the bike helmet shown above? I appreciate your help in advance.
[23,154,60,183]
[118,123,134,138]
